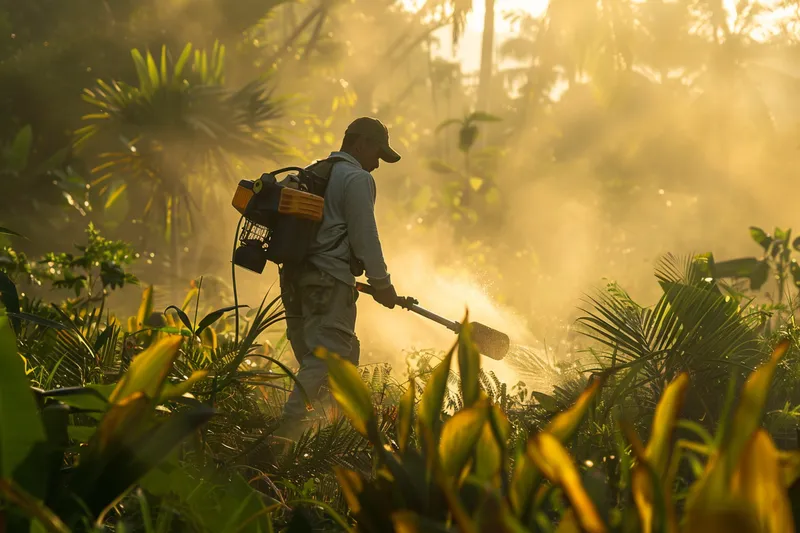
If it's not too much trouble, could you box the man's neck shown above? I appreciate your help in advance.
[337,150,363,169]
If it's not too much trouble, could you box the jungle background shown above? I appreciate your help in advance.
[5,0,800,531]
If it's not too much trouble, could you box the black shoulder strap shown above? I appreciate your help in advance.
[308,156,348,179]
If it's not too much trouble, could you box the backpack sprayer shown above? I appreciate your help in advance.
[230,160,511,360]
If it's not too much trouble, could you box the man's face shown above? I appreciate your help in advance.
[357,137,381,173]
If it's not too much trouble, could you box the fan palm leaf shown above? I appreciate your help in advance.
[76,43,289,241]
[577,254,764,421]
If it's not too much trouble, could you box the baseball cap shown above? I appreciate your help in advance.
[345,117,401,163]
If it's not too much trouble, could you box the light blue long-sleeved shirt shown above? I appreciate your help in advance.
[306,151,392,289]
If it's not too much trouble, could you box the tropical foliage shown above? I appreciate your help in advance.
[4,0,800,531]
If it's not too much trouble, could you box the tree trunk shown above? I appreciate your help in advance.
[477,0,495,112]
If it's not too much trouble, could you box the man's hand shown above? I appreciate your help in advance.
[372,284,398,309]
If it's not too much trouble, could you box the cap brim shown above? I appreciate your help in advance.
[379,144,401,163]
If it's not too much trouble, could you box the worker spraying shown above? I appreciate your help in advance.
[276,117,401,434]
[230,116,509,438]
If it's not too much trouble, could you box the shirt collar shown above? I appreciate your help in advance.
[329,151,362,169]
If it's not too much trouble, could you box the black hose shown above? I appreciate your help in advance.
[232,215,244,349]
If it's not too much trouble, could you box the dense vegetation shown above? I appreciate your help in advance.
[4,0,800,531]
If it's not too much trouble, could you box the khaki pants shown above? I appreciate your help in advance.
[278,265,360,425]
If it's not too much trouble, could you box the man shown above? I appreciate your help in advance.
[276,117,401,435]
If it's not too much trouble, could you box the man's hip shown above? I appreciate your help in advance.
[279,263,359,360]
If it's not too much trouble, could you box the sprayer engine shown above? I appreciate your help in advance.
[231,168,327,274]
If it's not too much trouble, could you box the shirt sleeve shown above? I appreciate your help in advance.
[343,170,392,288]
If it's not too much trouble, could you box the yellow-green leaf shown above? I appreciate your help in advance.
[334,466,364,516]
[731,429,795,533]
[181,287,199,312]
[546,376,606,441]
[779,449,800,487]
[173,43,193,83]
[725,340,789,469]
[157,370,208,403]
[398,377,415,454]
[320,349,378,443]
[686,340,790,523]
[528,433,607,533]
[509,445,538,518]
[475,404,511,482]
[131,49,150,92]
[146,50,160,89]
[0,316,46,493]
[159,45,168,84]
[418,343,455,435]
[458,317,480,407]
[109,336,183,403]
[438,402,487,477]
[136,285,154,329]
[474,422,502,481]
[94,391,150,452]
[646,373,689,480]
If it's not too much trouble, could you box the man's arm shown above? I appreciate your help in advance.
[343,171,391,288]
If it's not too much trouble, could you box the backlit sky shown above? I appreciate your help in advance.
[401,0,796,73]
[401,0,548,72]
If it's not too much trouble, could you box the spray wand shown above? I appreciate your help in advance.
[355,282,510,361]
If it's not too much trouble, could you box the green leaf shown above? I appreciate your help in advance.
[0,227,24,238]
[320,349,379,444]
[0,479,69,533]
[93,325,116,354]
[104,182,127,210]
[397,377,415,454]
[749,226,772,251]
[458,318,480,407]
[38,385,110,412]
[435,118,462,134]
[750,260,770,290]
[712,257,761,279]
[438,402,488,477]
[159,45,168,85]
[109,336,184,403]
[131,49,151,92]
[69,400,214,521]
[194,305,246,336]
[467,111,503,123]
[0,271,20,333]
[459,124,479,153]
[531,391,559,412]
[67,426,96,443]
[792,236,800,252]
[172,43,193,84]
[0,316,47,495]
[427,159,458,174]
[792,260,800,288]
[417,344,455,436]
[146,50,161,90]
[164,305,193,333]
[5,125,33,172]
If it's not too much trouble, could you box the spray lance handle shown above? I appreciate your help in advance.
[355,282,418,310]
[355,282,511,360]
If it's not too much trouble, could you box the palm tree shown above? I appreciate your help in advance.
[76,43,288,297]
[576,254,765,427]
[477,0,496,112]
